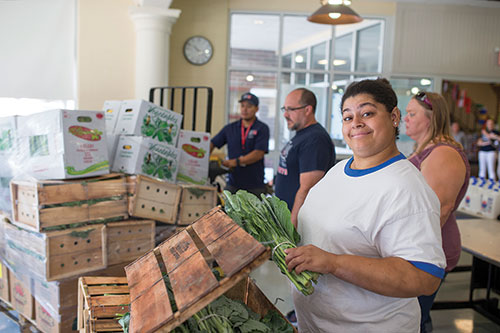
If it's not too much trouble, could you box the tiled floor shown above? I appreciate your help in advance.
[0,252,498,332]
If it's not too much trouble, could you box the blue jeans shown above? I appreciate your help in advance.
[418,274,447,333]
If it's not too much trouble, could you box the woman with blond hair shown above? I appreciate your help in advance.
[405,91,470,333]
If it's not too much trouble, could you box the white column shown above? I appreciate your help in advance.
[129,5,181,100]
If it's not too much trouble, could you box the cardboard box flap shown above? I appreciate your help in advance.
[125,206,270,333]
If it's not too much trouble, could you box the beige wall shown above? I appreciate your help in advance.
[77,0,136,110]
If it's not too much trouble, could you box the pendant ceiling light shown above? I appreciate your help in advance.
[308,0,363,25]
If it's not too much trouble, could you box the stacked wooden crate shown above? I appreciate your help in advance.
[1,173,156,332]
[127,174,218,228]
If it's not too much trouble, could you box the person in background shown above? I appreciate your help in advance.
[476,118,499,181]
[451,121,466,148]
[405,91,470,333]
[285,78,445,332]
[274,88,336,227]
[210,92,270,196]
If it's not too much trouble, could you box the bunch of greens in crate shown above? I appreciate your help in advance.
[223,190,319,296]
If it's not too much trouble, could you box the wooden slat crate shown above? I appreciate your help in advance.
[106,220,155,266]
[125,206,270,333]
[177,184,217,225]
[10,174,129,232]
[4,221,107,281]
[127,175,181,224]
[78,276,130,333]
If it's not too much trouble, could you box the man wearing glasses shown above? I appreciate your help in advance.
[275,88,336,228]
[210,92,270,196]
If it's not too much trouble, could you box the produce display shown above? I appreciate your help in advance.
[118,272,293,333]
[223,191,319,296]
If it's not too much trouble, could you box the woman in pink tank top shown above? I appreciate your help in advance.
[405,91,470,333]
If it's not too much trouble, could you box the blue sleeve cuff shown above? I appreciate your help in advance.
[409,261,445,279]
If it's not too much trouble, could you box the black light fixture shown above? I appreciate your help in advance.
[308,0,363,25]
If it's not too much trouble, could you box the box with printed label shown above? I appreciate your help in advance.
[102,100,123,135]
[176,130,210,185]
[0,262,9,303]
[114,100,182,146]
[17,109,109,180]
[112,136,180,183]
[10,270,35,320]
[0,116,18,178]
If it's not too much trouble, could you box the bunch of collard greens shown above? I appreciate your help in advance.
[223,190,319,296]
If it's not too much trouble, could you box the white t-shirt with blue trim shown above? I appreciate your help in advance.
[293,153,446,333]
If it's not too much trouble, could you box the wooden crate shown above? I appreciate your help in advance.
[125,206,270,333]
[4,221,107,281]
[177,184,217,225]
[10,173,129,232]
[35,301,77,333]
[0,261,9,303]
[106,220,155,266]
[78,276,130,333]
[127,175,181,224]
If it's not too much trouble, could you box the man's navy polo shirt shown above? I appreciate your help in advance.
[211,118,270,189]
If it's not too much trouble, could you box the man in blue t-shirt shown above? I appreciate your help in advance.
[275,88,336,227]
[210,92,270,196]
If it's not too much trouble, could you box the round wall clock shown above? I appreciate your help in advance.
[183,36,213,65]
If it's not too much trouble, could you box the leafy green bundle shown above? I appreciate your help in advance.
[223,190,319,296]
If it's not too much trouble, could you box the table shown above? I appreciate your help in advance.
[433,218,500,324]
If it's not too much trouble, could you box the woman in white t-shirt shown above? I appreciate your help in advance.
[285,78,446,333]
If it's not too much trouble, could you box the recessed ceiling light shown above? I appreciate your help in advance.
[420,79,431,86]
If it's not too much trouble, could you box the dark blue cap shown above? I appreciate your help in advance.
[238,92,259,106]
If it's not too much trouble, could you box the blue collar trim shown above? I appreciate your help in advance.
[344,152,406,177]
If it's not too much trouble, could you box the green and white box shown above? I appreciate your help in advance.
[0,116,19,177]
[176,130,210,185]
[113,136,180,183]
[103,100,123,135]
[114,100,183,147]
[17,109,109,180]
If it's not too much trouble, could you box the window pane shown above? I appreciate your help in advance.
[330,75,351,146]
[230,14,279,67]
[311,42,328,70]
[282,15,332,69]
[282,54,292,68]
[295,73,306,85]
[228,71,277,150]
[355,23,382,72]
[333,33,352,72]
[311,74,327,84]
[294,49,307,69]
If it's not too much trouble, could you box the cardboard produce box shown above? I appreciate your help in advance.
[0,115,18,177]
[0,261,10,303]
[114,100,182,147]
[112,136,180,183]
[10,270,35,320]
[35,301,76,333]
[102,100,122,135]
[176,130,210,185]
[17,109,109,180]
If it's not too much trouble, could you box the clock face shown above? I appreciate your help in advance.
[183,36,213,65]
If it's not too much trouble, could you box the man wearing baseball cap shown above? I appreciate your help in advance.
[210,92,270,196]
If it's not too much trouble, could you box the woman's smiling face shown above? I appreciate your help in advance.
[342,93,399,161]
